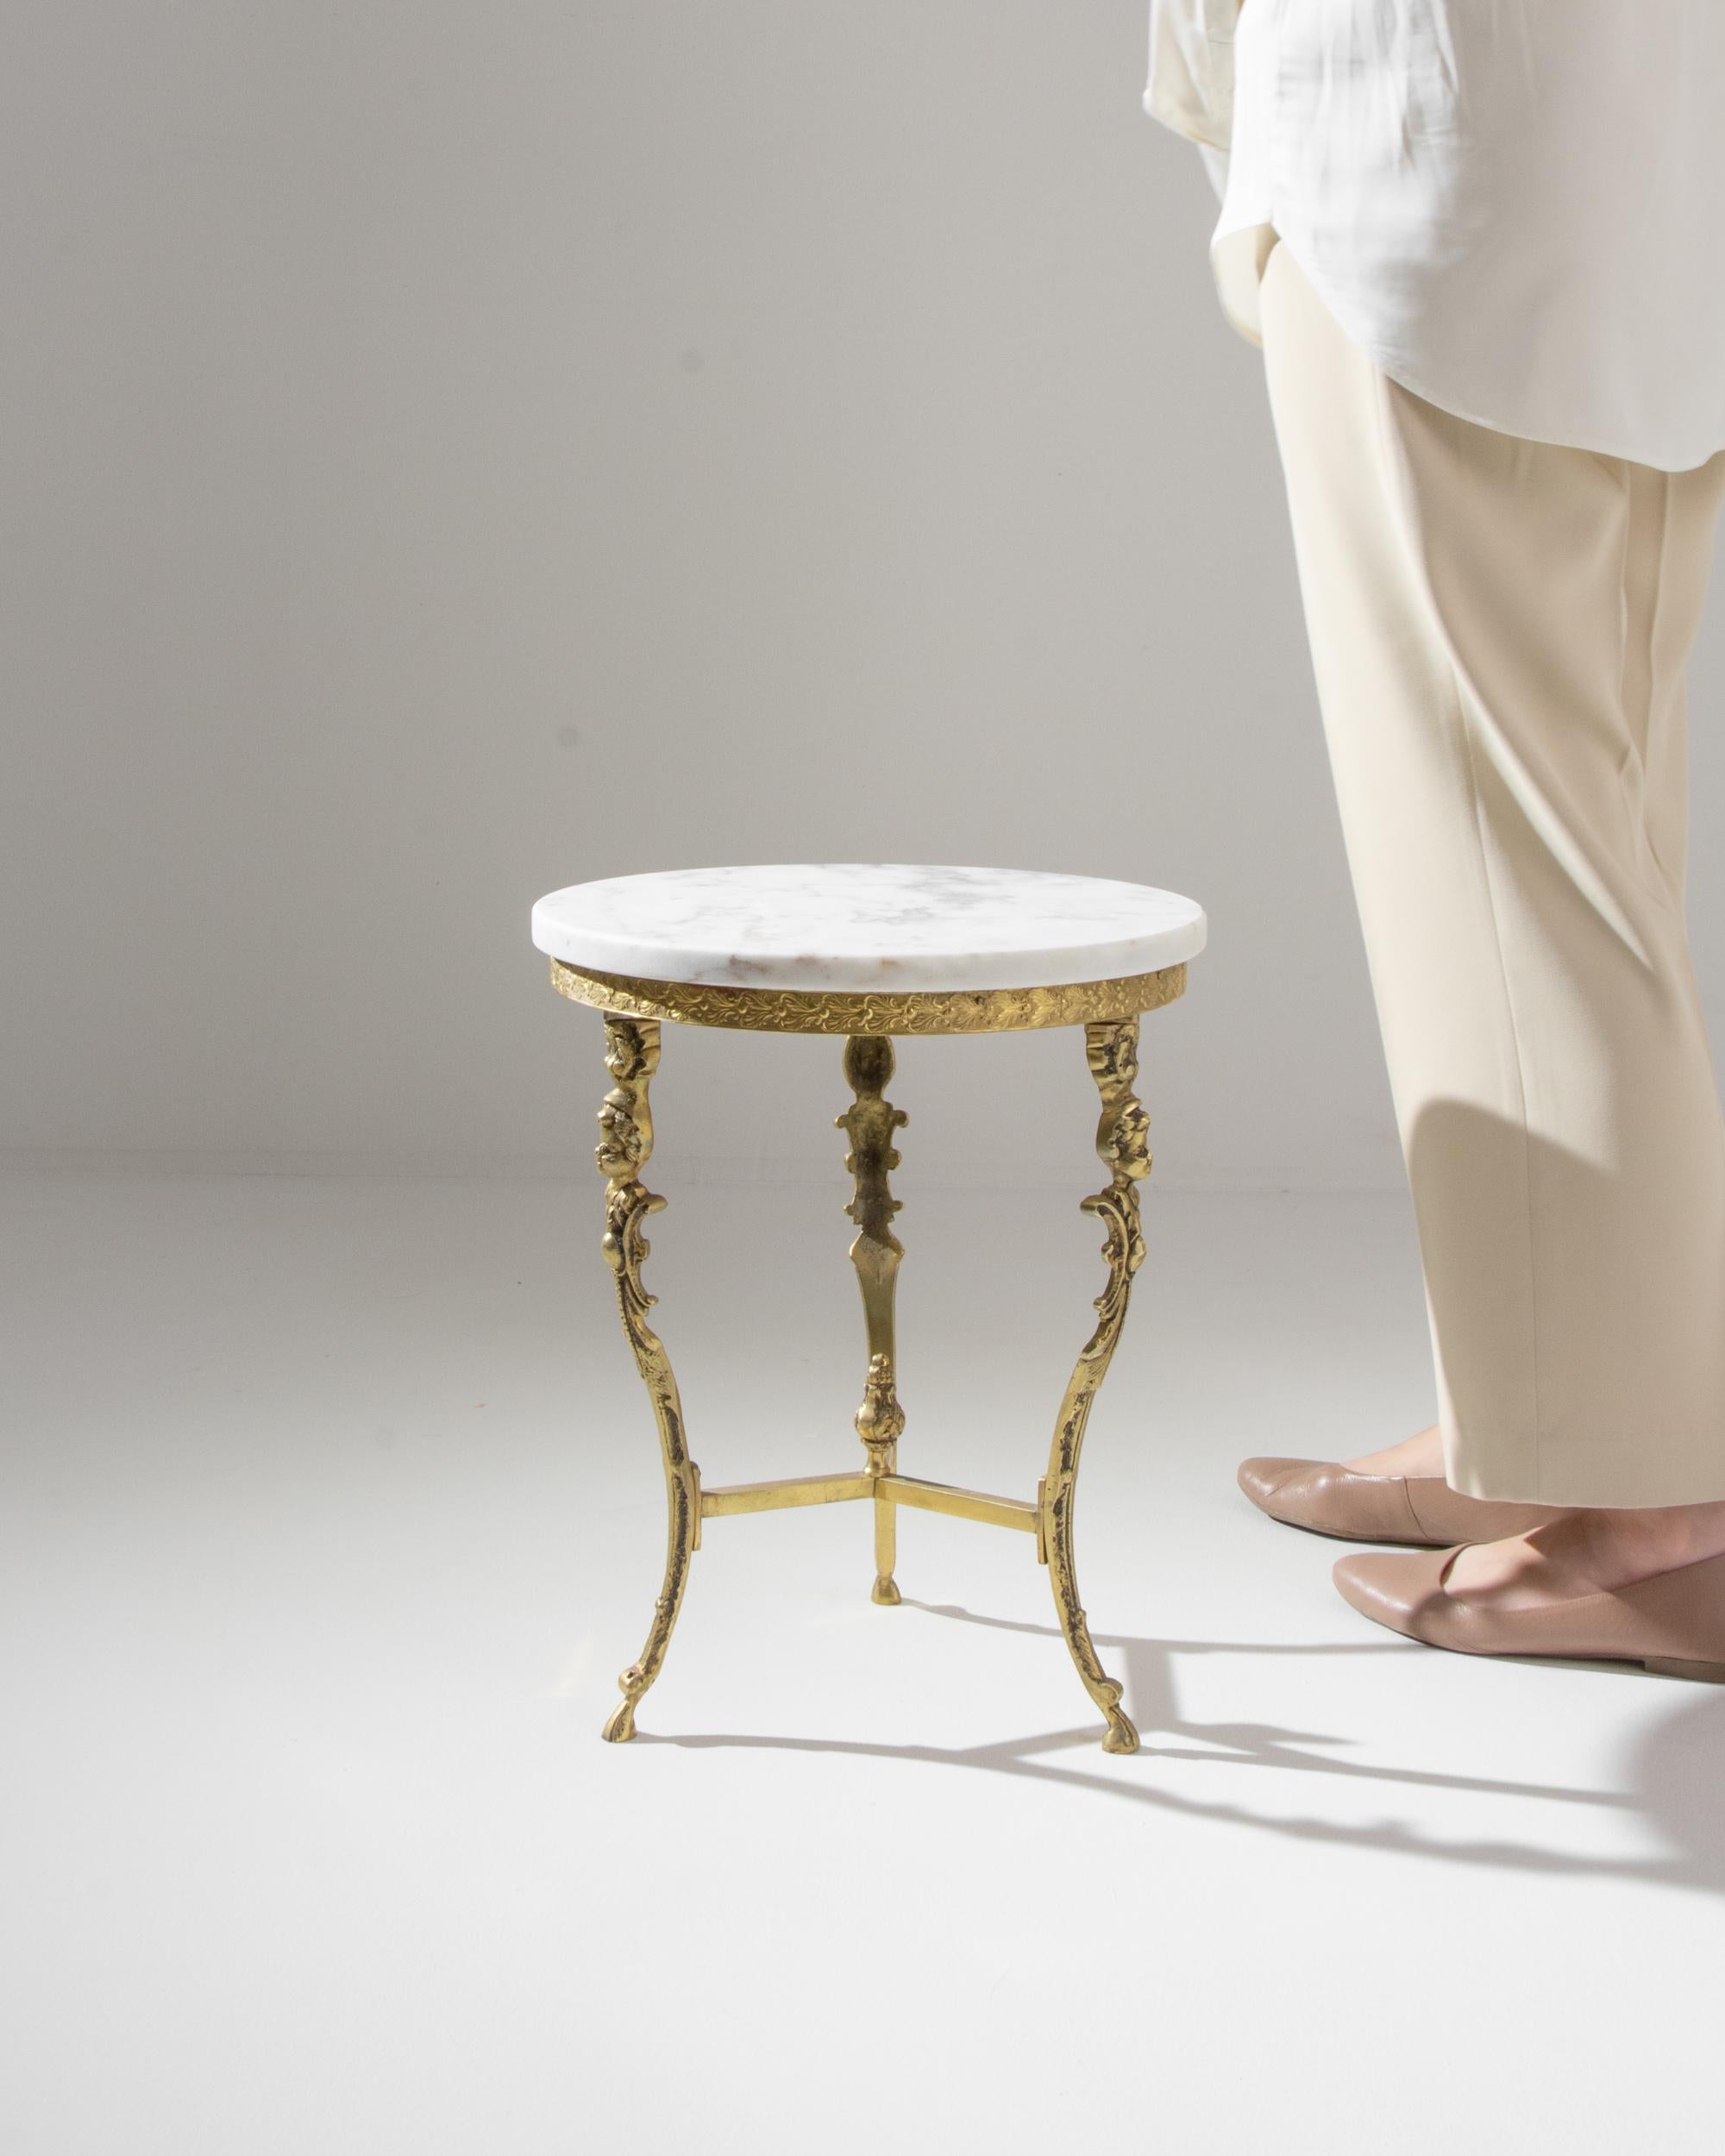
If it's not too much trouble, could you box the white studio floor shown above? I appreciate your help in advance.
[5,1168,1723,2156]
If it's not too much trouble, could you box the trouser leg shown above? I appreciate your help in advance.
[1258,240,1725,1507]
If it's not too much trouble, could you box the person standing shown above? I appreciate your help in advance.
[1146,0,1725,1671]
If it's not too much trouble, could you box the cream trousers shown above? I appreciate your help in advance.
[1258,240,1725,1507]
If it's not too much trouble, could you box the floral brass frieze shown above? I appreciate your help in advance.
[552,959,1185,1036]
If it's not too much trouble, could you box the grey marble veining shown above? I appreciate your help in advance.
[530,862,1207,993]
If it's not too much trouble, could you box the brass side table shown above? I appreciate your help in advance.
[532,863,1207,1753]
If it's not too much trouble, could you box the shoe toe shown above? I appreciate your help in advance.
[1333,1547,1450,1639]
[1237,1456,1308,1511]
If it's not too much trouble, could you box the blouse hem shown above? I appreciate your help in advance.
[1226,226,1725,476]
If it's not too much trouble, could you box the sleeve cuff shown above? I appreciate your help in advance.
[1143,0,1238,153]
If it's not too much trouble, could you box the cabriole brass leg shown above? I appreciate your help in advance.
[1039,1017,1150,1754]
[595,1013,700,1742]
[836,1034,907,1605]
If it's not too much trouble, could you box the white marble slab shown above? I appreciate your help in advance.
[530,862,1206,993]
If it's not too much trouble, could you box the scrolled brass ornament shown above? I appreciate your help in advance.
[837,1033,908,1604]
[1038,1016,1151,1755]
[593,1013,702,1743]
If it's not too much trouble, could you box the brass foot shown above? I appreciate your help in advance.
[871,1574,902,1607]
[602,1681,643,1745]
[1098,1686,1140,1755]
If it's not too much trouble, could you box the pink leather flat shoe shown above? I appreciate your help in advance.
[1238,1456,1565,1546]
[1333,1544,1725,1678]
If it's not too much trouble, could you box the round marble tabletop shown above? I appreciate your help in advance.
[530,863,1206,994]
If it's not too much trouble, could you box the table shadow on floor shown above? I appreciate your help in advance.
[643,1599,1725,1894]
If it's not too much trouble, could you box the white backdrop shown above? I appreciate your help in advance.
[7,2,1725,1188]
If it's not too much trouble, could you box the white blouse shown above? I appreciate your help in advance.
[1145,1,1725,473]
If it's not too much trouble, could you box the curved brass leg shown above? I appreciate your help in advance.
[1040,1018,1150,1754]
[836,1034,907,1604]
[594,1013,700,1742]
